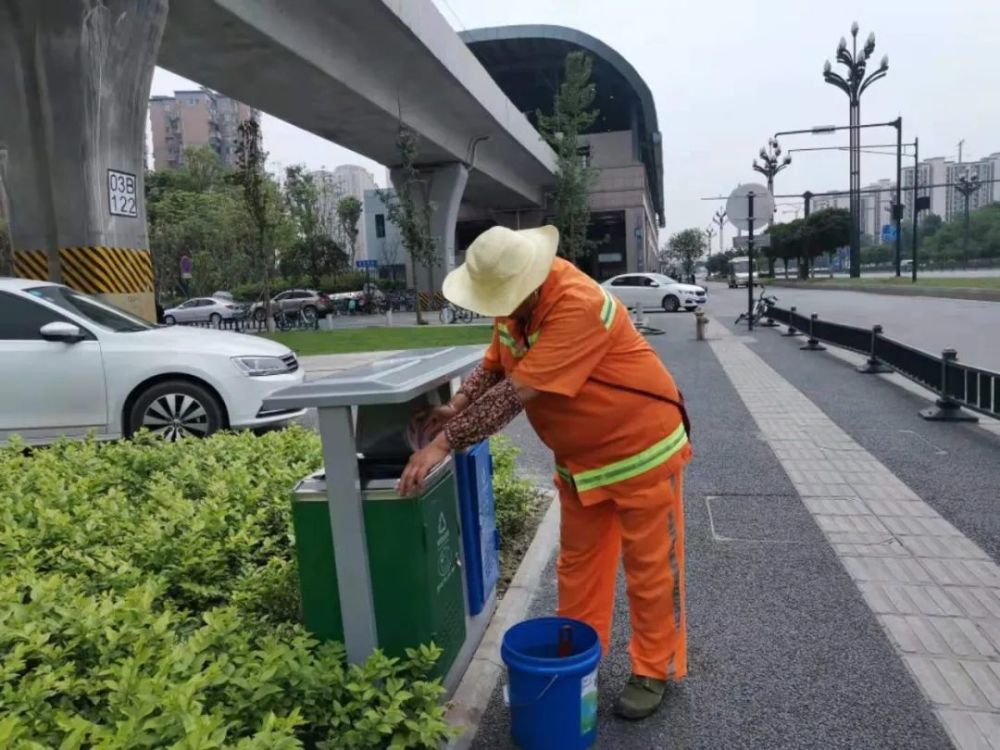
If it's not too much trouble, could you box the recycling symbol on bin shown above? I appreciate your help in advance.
[436,512,452,578]
[438,545,452,578]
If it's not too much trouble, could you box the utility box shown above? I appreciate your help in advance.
[262,346,493,695]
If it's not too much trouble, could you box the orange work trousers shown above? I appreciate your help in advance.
[556,470,686,681]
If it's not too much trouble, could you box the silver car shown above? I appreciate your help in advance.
[163,297,242,325]
[250,289,332,321]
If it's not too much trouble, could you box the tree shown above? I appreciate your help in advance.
[336,196,363,266]
[146,145,257,299]
[235,118,277,331]
[536,51,598,263]
[661,228,704,279]
[182,145,226,192]
[705,249,740,278]
[279,235,346,287]
[768,220,804,278]
[921,213,944,239]
[379,125,436,325]
[805,208,851,274]
[282,165,345,287]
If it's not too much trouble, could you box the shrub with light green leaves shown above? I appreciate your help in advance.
[0,428,455,749]
[489,435,541,541]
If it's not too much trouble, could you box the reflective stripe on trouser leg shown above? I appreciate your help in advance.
[673,472,688,678]
[620,472,687,681]
[556,481,620,655]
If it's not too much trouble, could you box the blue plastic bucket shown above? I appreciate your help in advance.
[501,617,602,750]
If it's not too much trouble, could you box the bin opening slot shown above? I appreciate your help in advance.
[355,384,453,460]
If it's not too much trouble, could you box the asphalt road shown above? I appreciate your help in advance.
[709,281,1000,371]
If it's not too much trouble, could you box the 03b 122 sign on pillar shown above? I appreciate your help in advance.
[107,169,138,218]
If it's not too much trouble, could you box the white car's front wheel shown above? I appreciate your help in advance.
[127,380,224,441]
[662,294,680,313]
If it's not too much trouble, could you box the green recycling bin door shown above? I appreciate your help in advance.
[292,462,466,678]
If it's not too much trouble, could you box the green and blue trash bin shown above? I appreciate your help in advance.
[262,347,500,693]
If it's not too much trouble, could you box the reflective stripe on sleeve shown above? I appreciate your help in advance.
[558,423,688,492]
[599,288,616,330]
[498,324,540,358]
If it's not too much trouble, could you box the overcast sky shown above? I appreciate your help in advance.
[151,0,1000,243]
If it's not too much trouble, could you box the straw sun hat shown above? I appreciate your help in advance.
[442,225,559,317]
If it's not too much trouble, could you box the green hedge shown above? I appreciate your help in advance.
[0,429,454,749]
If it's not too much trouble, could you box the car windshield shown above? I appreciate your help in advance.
[731,261,750,273]
[26,285,152,333]
[653,274,677,285]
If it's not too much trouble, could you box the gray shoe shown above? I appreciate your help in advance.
[614,674,668,720]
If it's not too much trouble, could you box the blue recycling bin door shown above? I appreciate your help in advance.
[455,441,500,615]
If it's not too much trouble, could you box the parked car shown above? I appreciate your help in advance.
[163,296,244,325]
[0,278,306,445]
[601,273,707,312]
[250,289,331,322]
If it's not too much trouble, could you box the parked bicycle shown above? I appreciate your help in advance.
[735,286,777,327]
[275,306,319,331]
[439,302,475,324]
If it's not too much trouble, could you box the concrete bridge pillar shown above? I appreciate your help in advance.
[391,162,468,292]
[0,0,167,320]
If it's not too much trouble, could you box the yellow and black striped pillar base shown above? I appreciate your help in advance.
[417,291,446,311]
[13,246,155,321]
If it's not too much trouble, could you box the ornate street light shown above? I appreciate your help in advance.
[823,21,889,278]
[752,138,792,197]
[752,140,791,273]
[955,171,981,268]
[712,209,727,254]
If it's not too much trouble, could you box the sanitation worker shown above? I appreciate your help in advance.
[397,225,691,720]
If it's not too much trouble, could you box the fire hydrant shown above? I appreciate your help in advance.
[695,309,709,341]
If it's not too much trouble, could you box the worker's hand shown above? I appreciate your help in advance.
[397,432,450,496]
[420,404,458,437]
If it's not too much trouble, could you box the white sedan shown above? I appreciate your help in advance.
[602,273,707,312]
[0,278,306,445]
[163,296,244,325]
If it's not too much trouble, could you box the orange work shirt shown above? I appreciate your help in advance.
[482,258,691,505]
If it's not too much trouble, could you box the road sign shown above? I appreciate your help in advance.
[734,234,770,250]
[179,255,193,279]
[107,169,138,218]
[355,259,379,269]
[881,224,898,243]
[725,183,774,232]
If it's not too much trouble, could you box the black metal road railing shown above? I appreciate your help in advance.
[764,305,993,423]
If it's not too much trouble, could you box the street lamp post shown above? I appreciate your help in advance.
[954,172,981,269]
[705,226,715,258]
[713,209,727,255]
[753,139,791,274]
[823,21,889,278]
[752,138,792,198]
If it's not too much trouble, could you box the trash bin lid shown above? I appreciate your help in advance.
[262,346,483,409]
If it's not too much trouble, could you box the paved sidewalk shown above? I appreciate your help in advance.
[471,304,1000,749]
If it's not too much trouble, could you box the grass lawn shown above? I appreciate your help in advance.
[263,324,492,356]
[780,276,1000,290]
